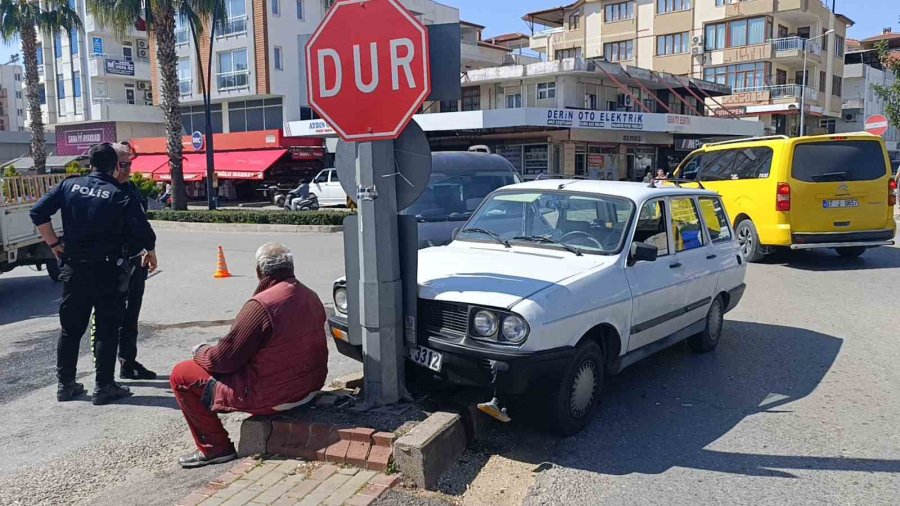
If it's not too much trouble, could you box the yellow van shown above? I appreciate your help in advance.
[675,133,897,261]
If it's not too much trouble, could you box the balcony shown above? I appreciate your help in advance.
[732,83,819,102]
[461,41,515,69]
[88,55,151,81]
[216,70,250,91]
[725,0,775,17]
[91,99,163,123]
[770,37,822,62]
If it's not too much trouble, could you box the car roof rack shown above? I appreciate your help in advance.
[648,178,706,190]
[534,174,590,181]
[702,135,789,148]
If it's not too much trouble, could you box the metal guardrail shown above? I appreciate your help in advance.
[0,174,68,207]
[733,84,818,101]
[771,36,822,54]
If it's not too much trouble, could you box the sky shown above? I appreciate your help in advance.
[0,0,896,64]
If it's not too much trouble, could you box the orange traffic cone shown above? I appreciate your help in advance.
[214,246,232,278]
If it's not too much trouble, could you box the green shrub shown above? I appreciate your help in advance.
[2,165,19,177]
[130,173,159,199]
[65,161,89,176]
[147,209,349,226]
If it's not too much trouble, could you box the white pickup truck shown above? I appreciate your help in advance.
[0,174,66,280]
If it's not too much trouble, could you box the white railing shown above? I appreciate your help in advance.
[0,175,68,207]
[733,84,818,101]
[220,15,248,37]
[89,52,151,63]
[179,80,192,95]
[217,70,249,90]
[770,37,821,55]
[532,27,565,38]
[175,27,190,45]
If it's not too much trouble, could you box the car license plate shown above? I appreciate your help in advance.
[823,199,859,209]
[408,345,443,372]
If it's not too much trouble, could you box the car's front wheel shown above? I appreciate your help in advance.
[550,341,604,436]
[689,296,724,353]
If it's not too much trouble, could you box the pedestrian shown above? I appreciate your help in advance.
[656,169,668,181]
[159,182,172,207]
[30,143,158,405]
[88,142,157,380]
[170,243,328,468]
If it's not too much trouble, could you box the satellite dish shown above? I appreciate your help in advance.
[335,120,432,211]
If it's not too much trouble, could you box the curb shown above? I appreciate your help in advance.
[392,412,467,490]
[148,220,343,233]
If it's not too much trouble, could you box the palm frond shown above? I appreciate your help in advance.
[86,0,146,40]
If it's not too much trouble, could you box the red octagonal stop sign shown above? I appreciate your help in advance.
[305,0,431,142]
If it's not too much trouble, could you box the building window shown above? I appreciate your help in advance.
[537,82,556,100]
[181,103,224,135]
[15,91,21,99]
[834,35,845,57]
[462,86,480,110]
[657,0,691,14]
[555,47,581,60]
[820,118,836,134]
[36,47,43,66]
[54,32,62,57]
[604,40,634,62]
[70,30,79,54]
[14,73,20,81]
[705,17,768,51]
[222,0,248,36]
[16,108,22,116]
[272,0,280,15]
[274,46,283,70]
[73,71,81,97]
[440,100,458,112]
[56,74,65,99]
[605,1,634,22]
[703,62,768,90]
[715,0,738,5]
[832,75,842,97]
[506,93,522,108]
[297,0,304,20]
[178,58,192,95]
[657,32,689,55]
[569,13,580,30]
[227,98,283,132]
[39,88,46,104]
[819,71,826,92]
[175,13,190,45]
[217,48,249,90]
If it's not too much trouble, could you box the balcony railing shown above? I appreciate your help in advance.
[220,16,248,37]
[175,28,190,45]
[217,70,249,90]
[733,84,818,101]
[770,37,821,55]
[532,27,565,38]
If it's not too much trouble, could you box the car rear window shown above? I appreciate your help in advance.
[792,141,887,182]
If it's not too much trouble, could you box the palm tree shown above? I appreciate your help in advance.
[0,1,82,174]
[87,0,221,210]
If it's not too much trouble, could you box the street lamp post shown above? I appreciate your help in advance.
[799,29,834,137]
[188,5,223,210]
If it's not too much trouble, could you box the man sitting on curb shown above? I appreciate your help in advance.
[170,242,329,468]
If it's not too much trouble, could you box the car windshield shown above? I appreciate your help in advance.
[402,170,520,222]
[457,191,635,255]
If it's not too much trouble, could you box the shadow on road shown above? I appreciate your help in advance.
[118,395,180,409]
[763,244,900,271]
[0,273,60,325]
[437,320,900,495]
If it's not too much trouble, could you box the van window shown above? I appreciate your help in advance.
[671,198,706,252]
[402,170,520,222]
[701,148,773,181]
[698,197,732,243]
[792,141,887,182]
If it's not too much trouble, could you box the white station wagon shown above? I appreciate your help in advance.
[410,179,747,434]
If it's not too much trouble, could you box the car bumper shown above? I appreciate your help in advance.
[725,283,746,313]
[421,335,576,395]
[327,314,363,362]
[789,229,896,250]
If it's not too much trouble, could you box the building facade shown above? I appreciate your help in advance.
[0,65,27,132]
[524,0,852,136]
[28,0,166,141]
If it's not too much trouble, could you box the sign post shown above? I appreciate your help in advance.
[306,0,431,406]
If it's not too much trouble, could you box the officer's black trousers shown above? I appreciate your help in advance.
[58,261,125,387]
[118,263,148,364]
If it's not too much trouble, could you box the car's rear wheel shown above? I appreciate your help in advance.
[689,296,724,353]
[836,246,866,258]
[735,219,765,262]
[550,341,604,436]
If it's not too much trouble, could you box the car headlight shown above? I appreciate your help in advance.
[473,310,498,337]
[334,287,348,314]
[501,315,528,343]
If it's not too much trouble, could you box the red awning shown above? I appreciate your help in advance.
[131,155,168,176]
[152,150,288,182]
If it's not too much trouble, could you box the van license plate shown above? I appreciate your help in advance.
[408,345,443,372]
[823,199,859,209]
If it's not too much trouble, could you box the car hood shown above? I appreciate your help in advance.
[418,243,613,309]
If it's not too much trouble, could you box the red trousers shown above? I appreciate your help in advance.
[170,360,276,456]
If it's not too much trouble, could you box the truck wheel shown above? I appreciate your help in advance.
[46,261,60,282]
[836,247,866,258]
[735,219,765,262]
[550,341,604,436]
[689,296,724,353]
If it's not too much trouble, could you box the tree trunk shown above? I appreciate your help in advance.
[155,6,187,210]
[21,25,46,175]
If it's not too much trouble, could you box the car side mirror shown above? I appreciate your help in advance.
[629,242,658,266]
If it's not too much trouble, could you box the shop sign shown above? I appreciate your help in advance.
[56,121,117,155]
[290,146,325,160]
[218,171,265,180]
[105,59,135,76]
[620,134,644,144]
[713,107,747,117]
[677,138,704,151]
[667,115,692,126]
[544,109,645,131]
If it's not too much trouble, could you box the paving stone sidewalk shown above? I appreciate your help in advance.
[177,459,401,506]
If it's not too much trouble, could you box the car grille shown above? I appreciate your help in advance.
[418,299,469,336]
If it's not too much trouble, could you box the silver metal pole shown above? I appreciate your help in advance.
[800,48,807,137]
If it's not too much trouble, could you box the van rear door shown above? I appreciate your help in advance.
[788,137,892,234]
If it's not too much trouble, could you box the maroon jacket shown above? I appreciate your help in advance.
[194,272,328,413]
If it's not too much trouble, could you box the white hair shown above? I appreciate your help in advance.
[255,242,294,276]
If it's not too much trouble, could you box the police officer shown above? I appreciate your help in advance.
[31,143,158,405]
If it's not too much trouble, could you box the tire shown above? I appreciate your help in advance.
[46,261,60,282]
[836,247,866,258]
[735,219,765,262]
[689,296,725,353]
[549,341,604,436]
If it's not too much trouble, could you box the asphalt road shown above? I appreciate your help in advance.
[0,230,360,506]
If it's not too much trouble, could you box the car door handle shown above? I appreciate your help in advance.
[706,254,717,260]
[669,262,682,269]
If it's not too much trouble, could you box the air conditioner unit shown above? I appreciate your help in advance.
[137,39,148,49]
[145,100,153,106]
[137,48,149,59]
[692,46,702,55]
[144,91,152,101]
[137,81,148,90]
[692,36,703,46]
[844,113,855,122]
[618,94,633,108]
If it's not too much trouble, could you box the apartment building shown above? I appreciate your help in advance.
[524,0,852,136]
[0,65,26,132]
[28,0,166,155]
